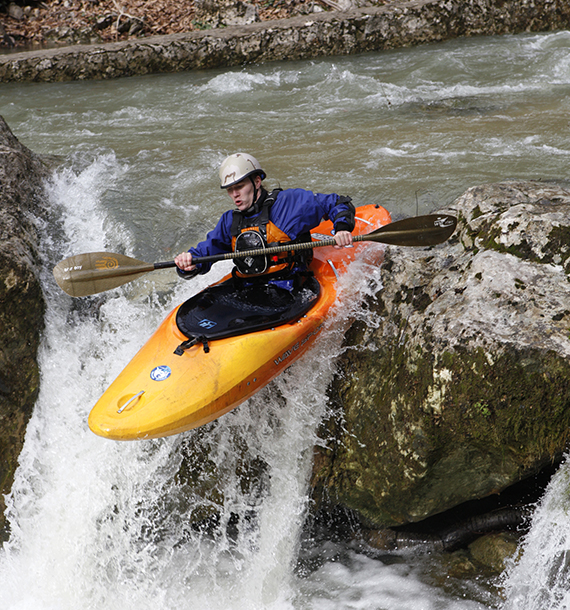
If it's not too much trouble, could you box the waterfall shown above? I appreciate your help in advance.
[0,154,384,610]
[502,456,570,610]
[4,29,568,607]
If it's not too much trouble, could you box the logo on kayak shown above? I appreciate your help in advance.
[199,318,217,329]
[274,324,324,366]
[150,365,171,381]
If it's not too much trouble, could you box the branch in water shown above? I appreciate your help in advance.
[362,505,533,552]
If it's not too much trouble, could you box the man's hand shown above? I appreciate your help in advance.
[334,231,353,248]
[175,251,196,271]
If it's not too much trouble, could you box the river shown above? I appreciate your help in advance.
[1,30,570,610]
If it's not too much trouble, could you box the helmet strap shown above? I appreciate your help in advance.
[250,175,259,207]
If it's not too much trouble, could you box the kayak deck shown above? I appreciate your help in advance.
[175,274,320,346]
[88,204,391,440]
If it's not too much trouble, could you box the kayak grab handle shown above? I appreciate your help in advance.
[327,260,340,280]
[117,390,145,414]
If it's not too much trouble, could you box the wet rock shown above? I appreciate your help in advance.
[313,180,570,529]
[468,532,520,573]
[0,116,49,538]
[361,504,530,552]
[442,550,479,578]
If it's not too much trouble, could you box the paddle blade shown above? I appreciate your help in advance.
[53,252,154,297]
[363,214,457,247]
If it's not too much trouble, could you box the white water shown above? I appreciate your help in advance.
[0,155,491,610]
[502,456,570,610]
[1,156,324,609]
[2,29,570,609]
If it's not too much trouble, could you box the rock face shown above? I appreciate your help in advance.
[1,0,570,82]
[0,116,49,537]
[313,180,570,528]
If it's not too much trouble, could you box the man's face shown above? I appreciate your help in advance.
[226,176,261,212]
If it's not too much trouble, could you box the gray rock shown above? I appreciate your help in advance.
[195,0,260,27]
[0,117,49,538]
[7,2,24,21]
[312,180,570,528]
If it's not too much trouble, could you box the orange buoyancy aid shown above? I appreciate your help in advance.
[230,189,313,277]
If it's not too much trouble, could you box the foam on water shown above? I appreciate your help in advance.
[0,152,491,610]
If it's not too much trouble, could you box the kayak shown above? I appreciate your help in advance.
[88,203,391,441]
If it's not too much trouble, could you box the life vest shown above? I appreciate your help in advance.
[230,189,313,277]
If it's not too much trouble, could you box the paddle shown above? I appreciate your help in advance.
[53,213,457,297]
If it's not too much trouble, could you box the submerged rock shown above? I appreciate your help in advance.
[313,180,570,529]
[0,116,49,538]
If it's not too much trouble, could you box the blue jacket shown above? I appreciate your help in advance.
[186,188,355,275]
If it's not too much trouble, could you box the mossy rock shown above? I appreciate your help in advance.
[468,532,520,573]
[313,181,570,528]
[0,116,50,538]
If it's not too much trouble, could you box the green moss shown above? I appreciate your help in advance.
[473,400,491,418]
[544,224,570,268]
[480,226,534,260]
[191,20,213,30]
[474,219,570,273]
[325,335,570,527]
[471,205,484,220]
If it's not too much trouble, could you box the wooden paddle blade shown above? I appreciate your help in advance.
[53,252,155,297]
[362,214,457,247]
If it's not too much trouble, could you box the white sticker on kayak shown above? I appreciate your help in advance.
[150,365,171,381]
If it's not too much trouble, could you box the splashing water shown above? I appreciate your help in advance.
[502,456,570,610]
[0,154,389,610]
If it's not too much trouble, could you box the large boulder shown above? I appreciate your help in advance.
[0,116,49,537]
[312,180,570,528]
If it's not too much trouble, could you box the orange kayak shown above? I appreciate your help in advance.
[88,204,391,441]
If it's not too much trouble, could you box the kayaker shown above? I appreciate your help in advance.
[175,153,355,287]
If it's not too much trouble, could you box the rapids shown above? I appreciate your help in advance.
[1,29,570,609]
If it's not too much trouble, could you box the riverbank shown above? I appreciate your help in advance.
[3,0,334,47]
[1,0,570,82]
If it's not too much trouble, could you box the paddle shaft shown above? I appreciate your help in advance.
[54,236,364,286]
[53,213,457,296]
[165,214,457,267]
[192,233,381,266]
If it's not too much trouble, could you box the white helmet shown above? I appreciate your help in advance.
[219,153,266,189]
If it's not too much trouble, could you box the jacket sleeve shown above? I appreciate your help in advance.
[271,189,356,240]
[182,210,234,275]
[330,195,355,233]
